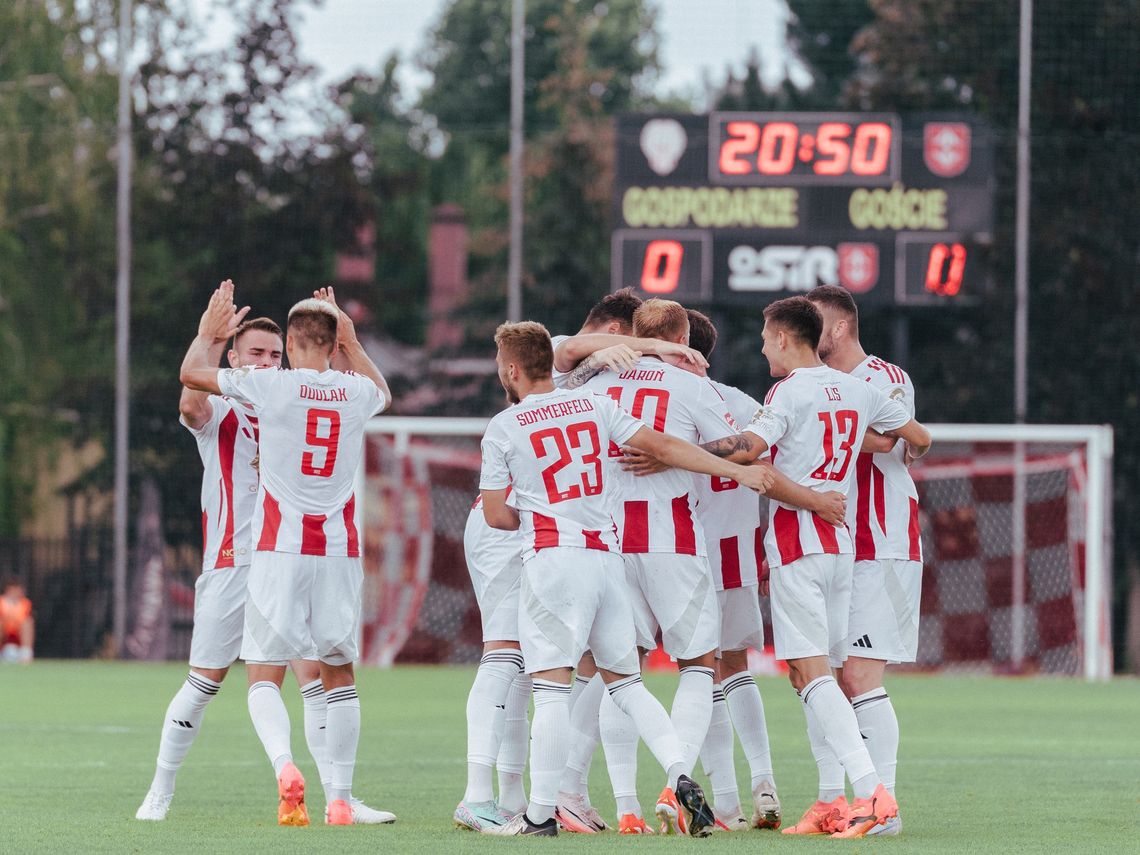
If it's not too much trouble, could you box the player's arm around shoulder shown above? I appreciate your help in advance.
[624,425,773,493]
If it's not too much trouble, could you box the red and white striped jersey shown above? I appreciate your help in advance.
[582,358,738,556]
[695,381,765,589]
[744,365,910,569]
[218,366,386,557]
[849,355,923,562]
[479,387,642,560]
[182,397,260,571]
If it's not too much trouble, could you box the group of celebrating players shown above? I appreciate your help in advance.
[133,276,930,840]
[458,286,930,838]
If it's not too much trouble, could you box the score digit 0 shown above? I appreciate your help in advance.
[641,240,684,293]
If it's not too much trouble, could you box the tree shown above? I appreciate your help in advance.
[846,0,1140,666]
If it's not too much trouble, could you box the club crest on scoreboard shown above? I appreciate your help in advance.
[837,243,879,293]
[924,122,971,178]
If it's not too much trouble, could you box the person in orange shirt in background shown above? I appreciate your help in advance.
[1,577,34,663]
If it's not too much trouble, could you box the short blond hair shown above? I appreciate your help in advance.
[633,298,688,342]
[287,299,338,351]
[494,321,553,380]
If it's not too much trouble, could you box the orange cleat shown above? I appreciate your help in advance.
[618,814,654,835]
[276,762,309,826]
[780,796,847,835]
[655,787,688,836]
[326,798,354,826]
[831,785,898,839]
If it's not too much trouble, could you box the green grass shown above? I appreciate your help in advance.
[1,663,1137,853]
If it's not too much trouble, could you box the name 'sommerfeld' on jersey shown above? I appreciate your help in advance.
[479,387,643,560]
[743,365,910,568]
[217,366,387,557]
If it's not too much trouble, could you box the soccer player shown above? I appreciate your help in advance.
[179,283,392,827]
[0,578,34,663]
[141,287,391,825]
[452,492,532,831]
[694,297,931,838]
[548,288,704,834]
[683,309,782,831]
[809,284,924,836]
[479,321,773,837]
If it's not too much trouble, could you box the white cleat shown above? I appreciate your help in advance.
[866,812,902,836]
[135,790,174,821]
[713,808,750,831]
[555,791,608,832]
[325,797,395,824]
[750,780,782,829]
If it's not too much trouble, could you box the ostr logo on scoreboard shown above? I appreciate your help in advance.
[612,112,994,306]
[726,243,879,294]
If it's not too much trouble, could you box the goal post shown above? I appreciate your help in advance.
[356,418,1114,680]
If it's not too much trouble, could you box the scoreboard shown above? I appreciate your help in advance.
[612,112,995,306]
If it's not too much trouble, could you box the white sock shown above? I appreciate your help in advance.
[801,676,879,799]
[607,674,686,788]
[699,685,740,814]
[722,670,776,789]
[559,673,603,795]
[150,672,221,794]
[852,687,899,793]
[464,650,524,803]
[527,679,571,824]
[247,681,293,776]
[326,685,360,803]
[599,686,641,817]
[497,674,531,813]
[568,672,591,713]
[299,679,331,803]
[671,665,715,772]
[803,698,845,801]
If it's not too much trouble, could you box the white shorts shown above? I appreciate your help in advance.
[623,553,720,660]
[716,586,765,653]
[845,559,923,663]
[188,564,250,670]
[519,547,639,676]
[769,552,854,666]
[464,512,523,642]
[241,551,362,666]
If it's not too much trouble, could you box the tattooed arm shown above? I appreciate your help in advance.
[698,431,768,464]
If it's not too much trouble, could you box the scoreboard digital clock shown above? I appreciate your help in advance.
[612,112,994,307]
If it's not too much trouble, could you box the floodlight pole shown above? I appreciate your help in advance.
[112,0,133,656]
[1011,0,1033,670]
[507,0,524,321]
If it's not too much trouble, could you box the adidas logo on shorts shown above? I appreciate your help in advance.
[852,634,873,649]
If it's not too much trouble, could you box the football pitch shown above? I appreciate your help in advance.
[1,663,1136,853]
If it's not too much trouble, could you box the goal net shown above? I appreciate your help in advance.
[356,419,1113,679]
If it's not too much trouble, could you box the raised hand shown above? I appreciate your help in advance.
[198,279,250,342]
[313,285,356,346]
